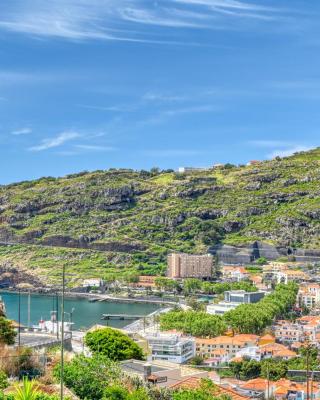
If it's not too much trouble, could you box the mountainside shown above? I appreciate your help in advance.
[0,148,319,287]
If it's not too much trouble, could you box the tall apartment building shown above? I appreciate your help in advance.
[167,253,213,279]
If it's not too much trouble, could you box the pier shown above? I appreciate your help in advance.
[101,314,145,321]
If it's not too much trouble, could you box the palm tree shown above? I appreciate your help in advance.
[12,378,40,400]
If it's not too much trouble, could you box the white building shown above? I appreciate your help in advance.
[36,319,73,334]
[207,290,265,316]
[177,167,209,173]
[207,301,239,315]
[82,278,103,288]
[146,333,195,364]
[236,346,262,362]
[298,284,320,309]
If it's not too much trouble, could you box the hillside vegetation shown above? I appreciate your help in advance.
[0,148,319,286]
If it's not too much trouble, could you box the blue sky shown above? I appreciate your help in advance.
[0,0,319,183]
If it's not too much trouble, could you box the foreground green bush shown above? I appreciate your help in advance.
[54,354,121,400]
[85,328,144,361]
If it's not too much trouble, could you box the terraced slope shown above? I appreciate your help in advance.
[0,148,319,287]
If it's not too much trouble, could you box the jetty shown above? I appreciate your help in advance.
[101,314,145,321]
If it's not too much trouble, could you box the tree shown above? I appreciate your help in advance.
[240,360,261,380]
[160,310,227,338]
[186,297,206,312]
[54,354,121,400]
[183,279,202,295]
[201,282,214,294]
[85,327,144,361]
[0,318,16,345]
[230,359,261,380]
[261,359,288,381]
[155,277,179,292]
[224,284,298,334]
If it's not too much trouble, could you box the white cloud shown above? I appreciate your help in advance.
[74,144,115,152]
[143,92,187,102]
[268,146,314,159]
[11,127,32,136]
[29,131,80,151]
[174,0,266,10]
[164,104,218,115]
[78,104,135,112]
[0,0,281,43]
[119,7,205,28]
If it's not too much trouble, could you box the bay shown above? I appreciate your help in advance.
[0,291,161,330]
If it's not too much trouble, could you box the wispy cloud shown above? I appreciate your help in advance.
[74,144,115,152]
[29,131,80,151]
[11,127,32,136]
[163,104,218,116]
[119,7,206,28]
[173,0,269,11]
[248,140,295,148]
[143,92,187,103]
[0,0,282,43]
[78,104,135,113]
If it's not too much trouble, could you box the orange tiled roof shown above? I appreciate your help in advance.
[170,377,250,400]
[260,334,275,341]
[260,343,296,358]
[273,379,304,395]
[250,275,263,283]
[196,334,258,347]
[230,356,244,363]
[235,334,259,342]
[299,316,320,321]
[241,378,269,391]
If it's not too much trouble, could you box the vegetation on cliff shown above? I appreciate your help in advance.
[0,148,319,285]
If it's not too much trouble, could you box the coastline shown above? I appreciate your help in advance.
[0,288,180,306]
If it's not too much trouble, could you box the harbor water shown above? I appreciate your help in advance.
[0,291,161,330]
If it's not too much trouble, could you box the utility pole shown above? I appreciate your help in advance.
[266,361,270,400]
[18,288,21,349]
[303,341,315,400]
[27,291,31,329]
[56,292,59,340]
[306,349,310,400]
[60,264,66,400]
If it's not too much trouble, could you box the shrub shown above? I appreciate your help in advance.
[85,328,144,361]
[54,354,121,400]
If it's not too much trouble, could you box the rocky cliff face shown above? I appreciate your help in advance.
[0,149,319,283]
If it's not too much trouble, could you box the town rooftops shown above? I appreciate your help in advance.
[169,377,250,400]
[241,378,269,392]
[195,334,259,346]
[259,343,296,358]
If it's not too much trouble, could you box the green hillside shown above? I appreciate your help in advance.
[0,148,319,287]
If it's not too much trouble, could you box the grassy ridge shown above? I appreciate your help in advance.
[0,148,319,285]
